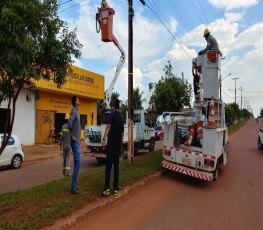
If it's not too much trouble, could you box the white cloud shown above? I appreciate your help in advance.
[208,0,259,10]
[224,12,244,22]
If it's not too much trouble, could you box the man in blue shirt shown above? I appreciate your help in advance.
[102,99,124,196]
[68,96,81,194]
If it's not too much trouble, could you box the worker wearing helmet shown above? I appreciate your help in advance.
[60,113,71,176]
[198,28,222,56]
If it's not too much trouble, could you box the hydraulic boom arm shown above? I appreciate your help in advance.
[104,37,126,109]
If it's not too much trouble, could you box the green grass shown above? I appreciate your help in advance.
[228,118,249,135]
[0,150,163,230]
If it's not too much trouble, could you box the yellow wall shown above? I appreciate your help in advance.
[35,65,104,100]
[35,92,97,143]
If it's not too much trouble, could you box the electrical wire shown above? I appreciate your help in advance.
[197,0,209,24]
[190,0,204,24]
[143,1,193,58]
[60,0,74,5]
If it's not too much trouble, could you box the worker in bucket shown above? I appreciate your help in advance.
[198,28,222,56]
[60,113,71,176]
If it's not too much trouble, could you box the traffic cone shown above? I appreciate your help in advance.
[184,124,196,147]
[196,121,203,146]
[207,96,216,129]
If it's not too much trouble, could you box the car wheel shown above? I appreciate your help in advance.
[11,154,22,169]
[149,138,155,152]
[258,138,263,150]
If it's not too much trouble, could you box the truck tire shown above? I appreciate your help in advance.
[213,165,218,181]
[96,157,105,164]
[258,138,263,150]
[149,138,155,152]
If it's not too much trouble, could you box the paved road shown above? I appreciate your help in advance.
[0,141,163,195]
[69,119,263,230]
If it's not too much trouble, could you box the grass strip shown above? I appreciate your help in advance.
[0,150,163,230]
[228,118,249,135]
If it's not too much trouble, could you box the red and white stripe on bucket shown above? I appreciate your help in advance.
[162,160,213,181]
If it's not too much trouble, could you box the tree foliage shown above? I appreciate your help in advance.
[133,87,146,110]
[149,61,192,113]
[0,0,82,155]
[225,103,252,121]
[260,107,263,117]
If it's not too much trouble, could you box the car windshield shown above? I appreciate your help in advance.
[154,126,162,131]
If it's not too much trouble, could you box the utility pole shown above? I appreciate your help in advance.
[232,77,239,104]
[128,0,134,164]
[240,87,244,110]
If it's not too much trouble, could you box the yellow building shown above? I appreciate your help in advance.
[35,66,104,143]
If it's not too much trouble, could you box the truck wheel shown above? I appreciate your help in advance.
[213,165,218,181]
[96,157,105,165]
[149,138,155,152]
[258,138,263,150]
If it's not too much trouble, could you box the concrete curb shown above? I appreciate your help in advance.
[45,170,164,230]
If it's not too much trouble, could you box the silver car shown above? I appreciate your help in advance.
[258,129,263,150]
[0,134,24,169]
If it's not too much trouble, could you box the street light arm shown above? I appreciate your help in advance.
[222,73,231,81]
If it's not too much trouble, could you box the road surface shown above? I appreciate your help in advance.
[69,119,263,230]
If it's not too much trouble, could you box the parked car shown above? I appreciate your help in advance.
[154,125,164,141]
[258,129,263,150]
[0,134,24,169]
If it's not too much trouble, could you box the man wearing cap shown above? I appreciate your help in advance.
[60,113,71,176]
[199,28,222,56]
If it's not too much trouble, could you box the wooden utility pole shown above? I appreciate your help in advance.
[128,0,134,164]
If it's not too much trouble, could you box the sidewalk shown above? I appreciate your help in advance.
[23,142,87,164]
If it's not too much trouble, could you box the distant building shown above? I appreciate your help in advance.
[0,66,104,145]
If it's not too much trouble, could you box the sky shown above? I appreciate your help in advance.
[59,0,263,116]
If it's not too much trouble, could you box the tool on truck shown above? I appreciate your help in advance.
[158,49,229,181]
[84,1,155,163]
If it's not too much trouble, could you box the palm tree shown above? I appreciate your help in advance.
[133,87,146,110]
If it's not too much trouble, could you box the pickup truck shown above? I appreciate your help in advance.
[85,110,155,163]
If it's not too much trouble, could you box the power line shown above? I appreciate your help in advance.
[196,0,209,24]
[142,1,193,58]
[60,0,74,5]
[190,0,204,24]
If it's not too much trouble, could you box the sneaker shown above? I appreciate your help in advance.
[70,189,79,194]
[102,188,110,197]
[113,190,118,196]
[65,170,69,176]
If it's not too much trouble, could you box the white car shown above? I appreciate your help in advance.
[258,129,263,150]
[0,134,24,169]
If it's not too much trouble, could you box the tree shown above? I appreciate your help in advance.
[97,91,120,125]
[260,108,263,117]
[133,87,146,110]
[149,61,192,113]
[0,0,82,155]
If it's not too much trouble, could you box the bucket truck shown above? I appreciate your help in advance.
[84,1,155,163]
[158,51,229,181]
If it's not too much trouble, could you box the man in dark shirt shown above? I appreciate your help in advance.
[102,99,124,196]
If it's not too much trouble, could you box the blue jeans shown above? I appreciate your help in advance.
[70,142,80,191]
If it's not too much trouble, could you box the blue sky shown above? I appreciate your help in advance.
[59,0,263,116]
